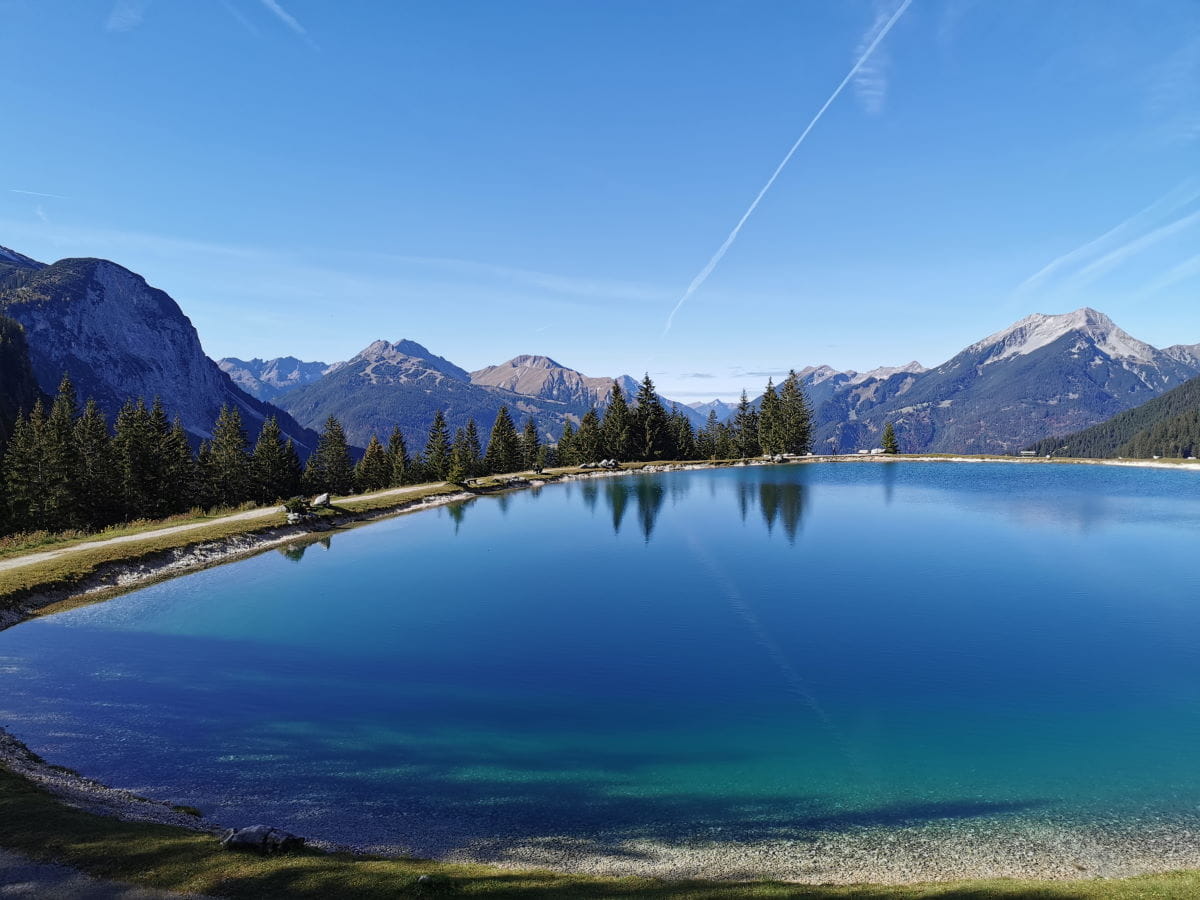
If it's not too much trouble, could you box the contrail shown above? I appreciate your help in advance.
[663,0,913,335]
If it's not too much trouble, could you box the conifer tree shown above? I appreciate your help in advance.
[159,418,197,514]
[253,416,302,501]
[386,426,410,486]
[144,399,177,515]
[422,410,453,481]
[40,375,81,531]
[758,379,782,455]
[113,399,158,519]
[882,421,900,454]
[355,434,391,492]
[194,440,216,509]
[484,405,522,474]
[207,405,251,507]
[2,402,46,529]
[601,382,633,460]
[670,406,696,460]
[460,418,483,477]
[557,420,577,466]
[73,398,116,530]
[696,410,718,459]
[632,374,671,461]
[520,418,540,470]
[732,391,761,458]
[575,408,603,463]
[310,415,355,495]
[777,370,813,455]
[713,421,738,459]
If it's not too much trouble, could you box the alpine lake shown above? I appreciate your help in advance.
[3,461,1200,883]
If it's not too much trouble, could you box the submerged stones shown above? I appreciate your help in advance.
[219,825,305,854]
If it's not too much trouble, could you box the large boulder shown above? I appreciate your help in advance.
[219,825,305,854]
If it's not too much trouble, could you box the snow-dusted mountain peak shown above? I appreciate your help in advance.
[971,307,1158,365]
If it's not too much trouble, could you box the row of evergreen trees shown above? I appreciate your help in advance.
[557,372,813,464]
[0,375,556,537]
[0,370,817,538]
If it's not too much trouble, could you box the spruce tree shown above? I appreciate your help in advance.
[355,434,391,492]
[732,391,761,458]
[386,426,410,486]
[160,417,197,514]
[208,405,251,507]
[311,415,355,495]
[670,406,696,460]
[2,402,46,530]
[632,374,671,461]
[575,408,603,463]
[758,379,781,455]
[557,420,577,467]
[601,382,633,460]
[113,399,158,520]
[484,405,522,474]
[714,421,738,460]
[460,418,483,477]
[422,410,453,481]
[73,399,117,530]
[253,416,301,501]
[777,370,813,455]
[882,421,900,454]
[520,418,540,470]
[41,375,81,531]
[696,410,719,459]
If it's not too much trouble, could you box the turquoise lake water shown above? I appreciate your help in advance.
[2,462,1200,858]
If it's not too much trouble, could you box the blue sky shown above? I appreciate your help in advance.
[2,0,1197,401]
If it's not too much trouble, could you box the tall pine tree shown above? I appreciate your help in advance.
[520,418,540,470]
[601,382,634,460]
[484,405,522,474]
[777,370,813,455]
[207,405,251,507]
[386,426,410,486]
[632,374,671,461]
[355,435,392,492]
[253,416,302,501]
[422,410,453,481]
[732,391,761,458]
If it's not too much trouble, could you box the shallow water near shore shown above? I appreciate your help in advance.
[3,462,1200,881]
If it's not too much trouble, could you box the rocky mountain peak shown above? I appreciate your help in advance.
[970,307,1157,366]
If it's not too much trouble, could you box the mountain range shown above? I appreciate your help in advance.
[2,243,1197,458]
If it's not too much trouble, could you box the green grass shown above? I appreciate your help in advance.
[3,766,1200,898]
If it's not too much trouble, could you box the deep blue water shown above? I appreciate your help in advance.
[2,462,1200,856]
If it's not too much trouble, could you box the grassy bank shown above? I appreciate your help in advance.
[3,766,1200,899]
[0,483,463,604]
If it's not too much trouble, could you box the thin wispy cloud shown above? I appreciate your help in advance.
[1015,179,1200,298]
[1138,252,1200,298]
[9,189,71,200]
[853,2,902,115]
[662,0,912,335]
[105,0,151,32]
[34,205,48,224]
[259,0,317,48]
